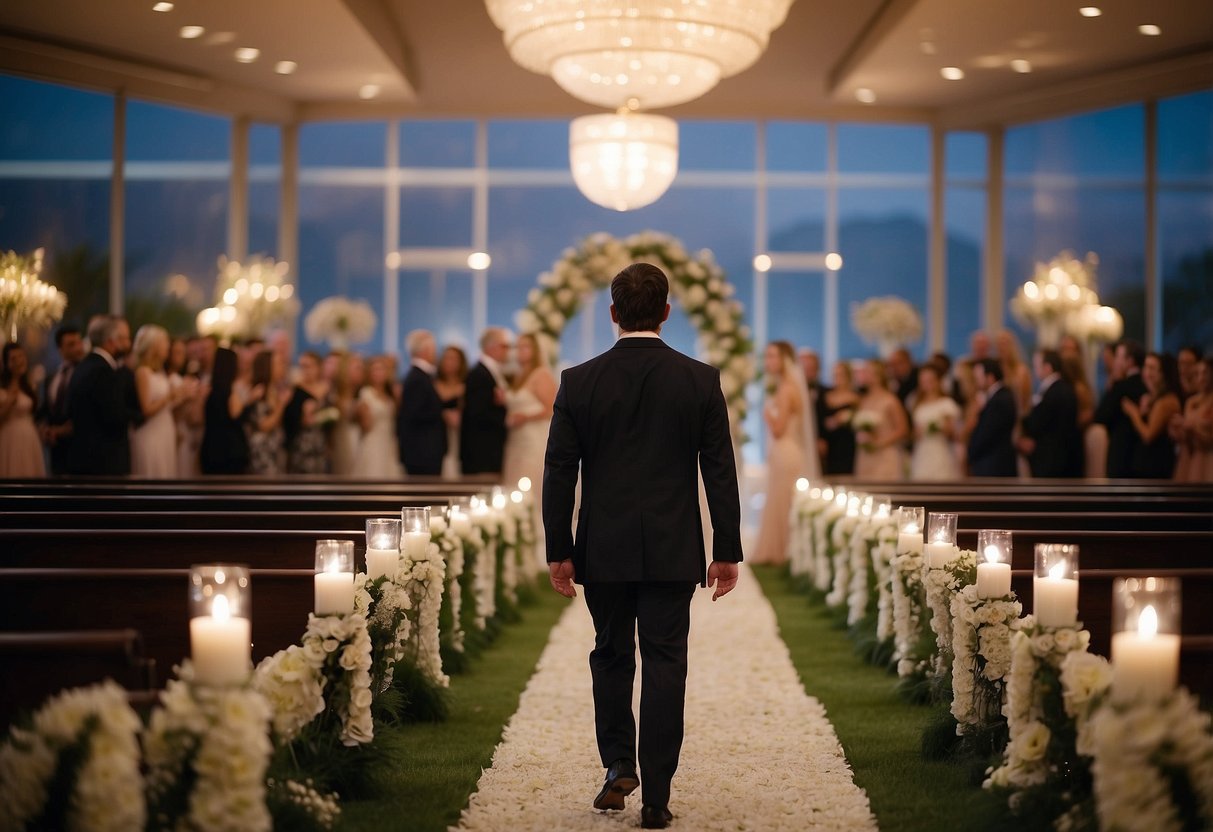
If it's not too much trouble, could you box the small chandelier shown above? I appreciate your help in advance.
[486,0,795,110]
[570,111,678,211]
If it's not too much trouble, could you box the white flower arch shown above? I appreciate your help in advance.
[513,231,756,443]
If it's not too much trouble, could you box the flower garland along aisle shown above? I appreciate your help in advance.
[513,231,756,444]
[813,494,847,594]
[470,508,499,631]
[353,571,413,697]
[825,505,862,611]
[0,680,144,832]
[303,296,377,351]
[922,550,976,688]
[399,540,449,691]
[891,541,931,688]
[950,584,1021,750]
[0,247,68,343]
[431,512,467,669]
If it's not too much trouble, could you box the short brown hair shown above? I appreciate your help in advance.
[610,263,668,332]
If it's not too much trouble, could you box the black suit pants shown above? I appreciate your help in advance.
[583,580,695,808]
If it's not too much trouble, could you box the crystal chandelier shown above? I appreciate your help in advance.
[570,111,678,211]
[486,0,794,110]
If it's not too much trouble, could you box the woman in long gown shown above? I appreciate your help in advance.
[909,363,961,480]
[200,348,249,475]
[0,342,46,478]
[821,360,859,475]
[434,346,467,479]
[1124,351,1181,479]
[853,358,909,481]
[328,353,365,477]
[502,333,557,571]
[284,351,332,475]
[168,337,204,478]
[243,350,289,476]
[352,356,404,479]
[1172,357,1213,482]
[130,325,183,479]
[752,341,820,566]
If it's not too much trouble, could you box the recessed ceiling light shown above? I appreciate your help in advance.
[206,31,236,45]
[234,47,260,63]
[1010,59,1032,73]
[855,88,877,104]
[179,25,205,39]
[152,2,174,11]
[1079,7,1102,17]
[359,84,381,100]
[940,66,965,80]
[1138,24,1161,36]
[274,61,298,75]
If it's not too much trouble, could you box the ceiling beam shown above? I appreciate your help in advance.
[339,0,417,103]
[825,0,923,97]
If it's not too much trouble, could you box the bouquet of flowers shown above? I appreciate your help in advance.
[312,406,341,427]
[922,549,977,682]
[852,410,880,453]
[354,570,414,694]
[0,248,68,342]
[304,296,377,351]
[950,584,1021,737]
[850,296,923,358]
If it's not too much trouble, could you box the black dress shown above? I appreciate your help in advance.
[822,401,857,475]
[284,387,331,474]
[200,392,249,474]
[1130,397,1177,479]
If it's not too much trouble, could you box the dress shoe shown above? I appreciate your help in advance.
[641,805,674,829]
[592,758,639,811]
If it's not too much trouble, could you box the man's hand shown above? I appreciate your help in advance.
[707,561,739,602]
[549,559,577,598]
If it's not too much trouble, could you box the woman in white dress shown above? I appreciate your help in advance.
[752,341,820,565]
[909,363,961,480]
[329,353,365,477]
[434,345,467,479]
[130,325,185,479]
[0,343,46,478]
[502,333,557,570]
[352,356,404,479]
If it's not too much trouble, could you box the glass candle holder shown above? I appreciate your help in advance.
[820,486,834,503]
[510,490,524,504]
[401,506,432,558]
[365,518,402,580]
[833,489,849,509]
[517,476,532,493]
[1033,543,1080,627]
[897,506,925,555]
[976,530,1013,599]
[491,488,508,511]
[925,512,959,568]
[795,477,810,493]
[314,540,355,615]
[846,494,863,517]
[1111,576,1181,703]
[871,496,893,521]
[429,504,449,533]
[189,564,252,686]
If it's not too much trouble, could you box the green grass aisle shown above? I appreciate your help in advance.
[752,565,1003,832]
[339,589,569,832]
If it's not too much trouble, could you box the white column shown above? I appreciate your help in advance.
[929,124,947,352]
[278,123,299,275]
[1144,100,1160,350]
[753,121,768,354]
[824,122,839,370]
[384,120,400,354]
[472,120,489,338]
[109,90,125,315]
[228,116,249,261]
[983,128,1005,334]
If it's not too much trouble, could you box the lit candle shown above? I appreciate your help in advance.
[401,507,432,558]
[1034,561,1078,627]
[188,565,251,686]
[365,518,402,580]
[1111,577,1181,703]
[897,506,925,555]
[450,509,471,537]
[315,540,355,615]
[977,545,1012,599]
[518,477,532,493]
[924,512,959,568]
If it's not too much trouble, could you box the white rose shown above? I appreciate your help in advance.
[514,309,540,333]
[544,311,564,332]
[430,515,447,534]
[686,284,708,309]
[1016,720,1051,761]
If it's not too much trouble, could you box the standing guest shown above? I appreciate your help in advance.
[1123,352,1181,479]
[461,327,510,476]
[1101,343,1121,389]
[909,363,962,480]
[284,351,332,475]
[967,359,1018,477]
[1058,334,1084,367]
[1018,349,1082,478]
[130,325,185,478]
[821,360,859,475]
[955,359,981,453]
[928,352,958,402]
[36,324,86,475]
[353,356,404,478]
[435,345,468,478]
[0,342,46,477]
[170,337,206,478]
[1094,339,1148,478]
[330,353,365,477]
[853,359,909,480]
[887,348,918,410]
[799,348,829,466]
[1061,354,1101,477]
[1177,345,1201,403]
[995,330,1033,416]
[968,330,992,363]
[1172,357,1213,482]
[67,314,134,475]
[504,332,558,568]
[200,347,249,475]
[243,350,289,476]
[398,330,447,476]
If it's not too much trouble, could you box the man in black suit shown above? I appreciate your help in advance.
[460,327,510,476]
[1094,339,1148,478]
[36,324,86,475]
[967,358,1018,477]
[799,347,830,461]
[66,314,134,475]
[397,329,447,476]
[544,263,742,829]
[1018,349,1082,477]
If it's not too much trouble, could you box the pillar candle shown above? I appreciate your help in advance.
[315,570,354,615]
[976,561,1012,599]
[924,541,958,569]
[1111,630,1180,702]
[897,531,923,555]
[1033,575,1078,627]
[190,595,251,686]
[451,513,471,537]
[403,531,431,559]
[365,547,399,580]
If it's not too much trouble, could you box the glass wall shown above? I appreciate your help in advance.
[944,132,986,359]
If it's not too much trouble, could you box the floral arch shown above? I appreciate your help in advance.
[513,231,756,443]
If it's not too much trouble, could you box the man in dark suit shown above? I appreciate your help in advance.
[66,315,133,475]
[36,324,86,475]
[799,347,830,462]
[1018,349,1082,477]
[460,327,510,475]
[967,358,1018,477]
[397,329,447,476]
[888,347,918,410]
[544,263,742,829]
[1094,339,1148,478]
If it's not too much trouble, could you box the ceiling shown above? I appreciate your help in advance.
[0,0,1210,128]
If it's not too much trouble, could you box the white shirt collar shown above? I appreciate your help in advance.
[411,357,436,376]
[985,381,1004,399]
[93,347,118,370]
[619,331,662,340]
[1038,372,1060,393]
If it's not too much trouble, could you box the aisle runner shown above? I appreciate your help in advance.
[454,566,877,831]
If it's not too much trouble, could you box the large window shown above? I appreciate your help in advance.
[944,132,987,359]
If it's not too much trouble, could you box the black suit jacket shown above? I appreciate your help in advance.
[1022,377,1082,478]
[1094,373,1148,478]
[36,363,75,475]
[543,338,743,585]
[65,352,131,475]
[967,385,1018,477]
[397,365,447,476]
[460,362,507,475]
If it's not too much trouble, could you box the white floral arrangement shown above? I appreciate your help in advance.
[305,613,374,746]
[399,541,449,689]
[871,530,898,645]
[354,570,414,694]
[197,255,299,341]
[453,512,490,632]
[850,296,923,357]
[266,778,341,831]
[1087,686,1213,832]
[253,643,327,742]
[303,296,377,351]
[891,543,929,679]
[513,231,756,444]
[0,247,68,341]
[431,513,465,655]
[144,661,274,832]
[787,490,816,579]
[826,513,860,609]
[922,549,976,681]
[469,511,500,627]
[852,409,880,452]
[1009,251,1107,348]
[812,504,843,593]
[847,515,892,627]
[0,680,144,832]
[950,584,1021,735]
